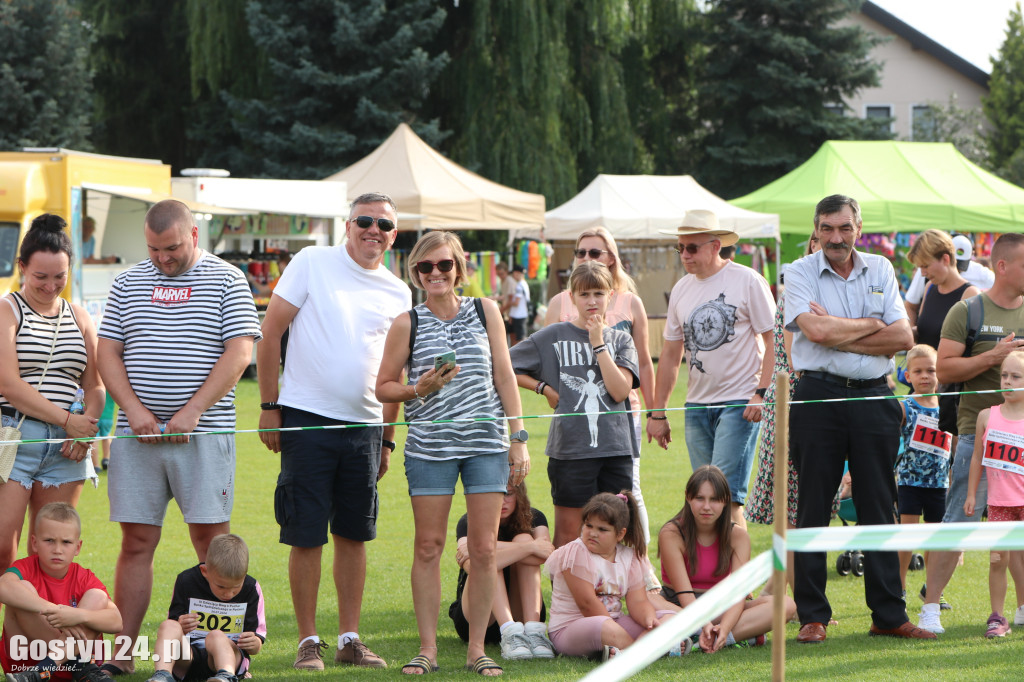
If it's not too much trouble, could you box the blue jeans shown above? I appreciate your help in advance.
[683,400,760,504]
[943,434,986,523]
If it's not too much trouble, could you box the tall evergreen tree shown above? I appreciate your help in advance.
[0,0,93,150]
[984,3,1024,183]
[83,0,191,169]
[697,0,886,198]
[222,0,450,179]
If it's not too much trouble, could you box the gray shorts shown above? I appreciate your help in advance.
[108,432,235,526]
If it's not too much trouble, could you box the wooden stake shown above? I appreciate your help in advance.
[772,370,788,682]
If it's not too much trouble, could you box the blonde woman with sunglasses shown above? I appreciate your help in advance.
[377,231,528,676]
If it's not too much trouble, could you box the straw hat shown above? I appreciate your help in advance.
[658,209,739,247]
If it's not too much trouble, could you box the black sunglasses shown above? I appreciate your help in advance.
[415,259,456,275]
[575,248,609,259]
[354,215,396,232]
[673,239,717,255]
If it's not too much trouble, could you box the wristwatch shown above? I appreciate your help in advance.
[260,401,282,410]
[509,430,529,443]
[381,439,397,451]
[754,388,767,398]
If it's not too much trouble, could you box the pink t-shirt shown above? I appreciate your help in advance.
[545,538,644,635]
[663,261,775,404]
[982,405,1024,507]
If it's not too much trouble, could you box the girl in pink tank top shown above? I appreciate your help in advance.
[658,466,794,651]
[965,351,1024,637]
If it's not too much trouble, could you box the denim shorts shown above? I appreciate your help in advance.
[3,414,96,489]
[683,400,760,504]
[943,433,986,523]
[404,451,509,496]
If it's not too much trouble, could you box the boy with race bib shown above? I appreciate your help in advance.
[965,350,1024,638]
[146,535,266,682]
[897,345,952,595]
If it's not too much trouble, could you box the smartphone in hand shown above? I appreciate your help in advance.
[434,351,456,373]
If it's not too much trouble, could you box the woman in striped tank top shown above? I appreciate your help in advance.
[0,214,103,571]
[377,231,528,676]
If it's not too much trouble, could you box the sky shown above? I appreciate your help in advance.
[871,0,1019,71]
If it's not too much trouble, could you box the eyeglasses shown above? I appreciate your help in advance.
[415,259,455,275]
[353,215,396,232]
[575,248,609,260]
[673,239,717,255]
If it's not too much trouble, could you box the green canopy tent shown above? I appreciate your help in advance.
[731,141,1024,235]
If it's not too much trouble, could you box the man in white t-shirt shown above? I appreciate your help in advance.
[508,264,531,344]
[904,233,994,324]
[257,192,411,671]
[646,210,776,529]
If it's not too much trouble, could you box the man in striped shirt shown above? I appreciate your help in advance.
[97,199,261,675]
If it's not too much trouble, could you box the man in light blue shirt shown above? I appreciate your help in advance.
[784,194,930,644]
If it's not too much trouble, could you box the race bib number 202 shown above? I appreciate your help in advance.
[187,598,246,643]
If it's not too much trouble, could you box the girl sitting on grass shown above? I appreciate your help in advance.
[659,465,795,652]
[545,491,677,659]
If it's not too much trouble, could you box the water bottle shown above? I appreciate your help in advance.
[69,388,85,415]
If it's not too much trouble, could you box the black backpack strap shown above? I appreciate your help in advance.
[473,297,487,329]
[407,308,418,356]
[962,294,984,357]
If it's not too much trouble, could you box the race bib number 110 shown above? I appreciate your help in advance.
[983,428,1024,477]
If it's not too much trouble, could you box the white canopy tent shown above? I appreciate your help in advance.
[513,174,779,241]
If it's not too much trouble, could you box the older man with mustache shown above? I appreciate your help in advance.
[783,195,932,644]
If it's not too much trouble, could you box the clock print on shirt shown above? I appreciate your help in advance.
[683,293,737,374]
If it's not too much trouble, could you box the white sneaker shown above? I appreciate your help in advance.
[499,623,532,660]
[918,605,945,634]
[1014,605,1024,626]
[523,622,554,658]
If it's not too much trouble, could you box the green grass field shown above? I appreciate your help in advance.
[54,376,1019,680]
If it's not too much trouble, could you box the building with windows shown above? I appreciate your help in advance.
[839,1,989,139]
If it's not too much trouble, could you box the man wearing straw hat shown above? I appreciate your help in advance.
[785,194,932,643]
[647,209,775,529]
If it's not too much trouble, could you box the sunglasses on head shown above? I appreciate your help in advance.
[353,215,396,232]
[415,259,456,275]
[575,248,609,259]
[673,239,717,255]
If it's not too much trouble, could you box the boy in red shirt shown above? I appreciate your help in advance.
[0,503,121,682]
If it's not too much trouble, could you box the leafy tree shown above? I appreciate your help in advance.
[185,0,267,170]
[985,2,1024,182]
[83,0,192,169]
[620,0,704,175]
[910,94,988,168]
[0,0,93,150]
[697,0,888,198]
[221,0,450,179]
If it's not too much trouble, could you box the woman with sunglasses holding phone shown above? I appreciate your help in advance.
[544,227,656,543]
[377,231,528,677]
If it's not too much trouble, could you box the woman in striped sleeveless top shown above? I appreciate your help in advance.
[377,231,528,676]
[0,214,103,571]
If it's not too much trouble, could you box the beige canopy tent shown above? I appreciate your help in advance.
[324,123,546,231]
